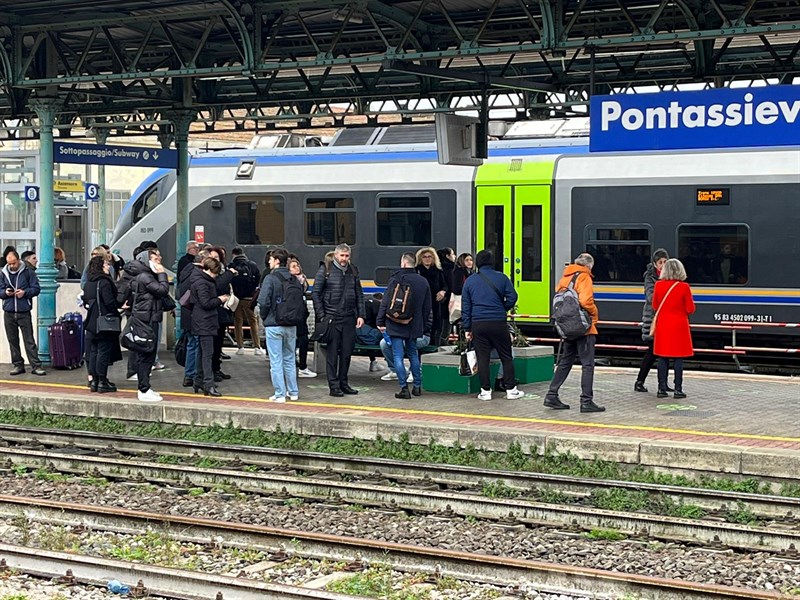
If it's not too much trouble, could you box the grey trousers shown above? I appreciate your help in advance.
[4,311,42,369]
[546,335,595,403]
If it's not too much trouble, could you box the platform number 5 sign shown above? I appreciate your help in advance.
[85,183,99,202]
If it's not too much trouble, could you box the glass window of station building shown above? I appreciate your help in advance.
[0,153,39,256]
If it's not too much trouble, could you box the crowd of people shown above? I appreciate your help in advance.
[1,239,698,408]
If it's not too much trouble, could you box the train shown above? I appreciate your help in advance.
[110,125,800,362]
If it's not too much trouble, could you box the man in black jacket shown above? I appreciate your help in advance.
[176,240,199,279]
[229,247,262,356]
[178,252,207,387]
[311,243,365,397]
[377,253,432,399]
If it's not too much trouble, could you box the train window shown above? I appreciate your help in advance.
[131,184,161,224]
[484,206,505,271]
[304,197,356,246]
[521,205,542,282]
[586,226,652,283]
[377,196,431,246]
[236,195,285,245]
[677,225,749,285]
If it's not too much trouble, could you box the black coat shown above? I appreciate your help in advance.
[178,262,204,332]
[215,269,235,326]
[377,268,432,340]
[83,273,119,334]
[312,262,365,322]
[177,253,195,279]
[451,266,473,296]
[123,259,169,323]
[191,272,223,336]
[439,255,455,305]
[416,263,447,332]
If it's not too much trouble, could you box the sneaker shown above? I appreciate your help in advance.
[138,389,163,402]
[9,366,25,376]
[298,368,317,378]
[269,395,287,403]
[288,394,299,401]
[152,362,166,371]
[477,388,493,401]
[580,400,606,413]
[31,367,47,376]
[381,372,398,381]
[506,387,525,400]
[127,373,138,381]
[254,348,265,356]
[544,398,570,410]
[236,347,245,356]
[369,361,384,372]
[407,373,414,383]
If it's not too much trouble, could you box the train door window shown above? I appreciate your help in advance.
[521,205,542,282]
[236,195,285,245]
[677,225,749,285]
[484,206,504,271]
[131,183,161,224]
[376,196,431,246]
[585,226,651,283]
[304,197,356,246]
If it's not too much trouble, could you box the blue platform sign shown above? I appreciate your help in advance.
[85,182,99,201]
[53,142,178,168]
[590,85,800,152]
[24,185,39,202]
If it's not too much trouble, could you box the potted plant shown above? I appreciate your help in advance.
[421,329,500,394]
[508,313,554,384]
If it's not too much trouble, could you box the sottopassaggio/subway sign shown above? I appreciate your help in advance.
[589,85,800,152]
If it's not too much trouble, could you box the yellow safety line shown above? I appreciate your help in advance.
[2,379,800,444]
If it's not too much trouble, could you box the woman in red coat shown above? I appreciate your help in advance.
[653,258,696,399]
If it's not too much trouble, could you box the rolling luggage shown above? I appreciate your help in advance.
[60,312,84,354]
[49,314,83,369]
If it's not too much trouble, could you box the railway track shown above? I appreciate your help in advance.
[0,496,786,600]
[1,438,799,553]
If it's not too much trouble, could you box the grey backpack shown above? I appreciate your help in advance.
[552,273,591,340]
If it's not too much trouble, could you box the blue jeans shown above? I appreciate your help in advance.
[390,337,421,389]
[184,334,199,379]
[381,334,429,372]
[266,326,299,398]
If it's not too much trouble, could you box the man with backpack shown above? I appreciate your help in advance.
[257,248,304,403]
[229,247,263,356]
[311,243,365,397]
[545,253,604,413]
[377,252,432,398]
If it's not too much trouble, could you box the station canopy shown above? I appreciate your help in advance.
[0,0,798,135]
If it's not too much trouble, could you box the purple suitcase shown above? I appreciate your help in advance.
[49,318,83,369]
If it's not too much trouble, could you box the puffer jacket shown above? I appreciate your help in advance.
[190,271,222,337]
[640,262,659,341]
[312,261,365,322]
[124,259,169,323]
[555,264,598,336]
[1,263,40,313]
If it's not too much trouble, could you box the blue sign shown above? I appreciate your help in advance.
[590,85,800,152]
[53,142,179,168]
[85,182,99,202]
[24,185,39,202]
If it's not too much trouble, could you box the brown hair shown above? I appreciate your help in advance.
[202,257,222,274]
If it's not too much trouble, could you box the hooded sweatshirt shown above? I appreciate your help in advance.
[1,262,41,313]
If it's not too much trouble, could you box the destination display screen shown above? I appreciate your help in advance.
[696,188,730,205]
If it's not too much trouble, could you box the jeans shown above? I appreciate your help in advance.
[391,336,421,389]
[4,311,41,369]
[658,357,684,392]
[194,334,215,390]
[184,333,199,379]
[546,335,595,403]
[267,326,298,398]
[381,334,430,373]
[234,300,261,349]
[471,320,515,391]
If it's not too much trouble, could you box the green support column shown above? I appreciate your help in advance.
[30,97,63,364]
[93,128,109,244]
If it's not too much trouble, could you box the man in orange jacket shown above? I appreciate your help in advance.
[544,253,605,413]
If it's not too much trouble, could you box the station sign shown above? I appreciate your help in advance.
[590,84,800,152]
[85,182,100,201]
[24,185,39,202]
[54,179,84,192]
[53,142,179,169]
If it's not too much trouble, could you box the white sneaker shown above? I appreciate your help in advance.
[298,368,317,378]
[269,395,286,403]
[127,374,138,381]
[288,394,299,401]
[254,348,265,356]
[138,389,163,402]
[477,388,493,401]
[407,372,414,383]
[236,347,245,356]
[152,362,166,371]
[381,372,398,381]
[369,361,384,372]
[506,387,525,400]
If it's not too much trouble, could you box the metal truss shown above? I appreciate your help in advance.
[0,0,798,134]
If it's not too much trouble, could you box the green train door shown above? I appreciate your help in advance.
[513,185,550,319]
[475,186,512,279]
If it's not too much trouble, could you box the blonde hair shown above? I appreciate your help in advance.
[415,247,441,270]
[54,247,65,262]
[660,258,687,281]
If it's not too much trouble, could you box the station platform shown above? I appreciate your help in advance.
[1,351,799,480]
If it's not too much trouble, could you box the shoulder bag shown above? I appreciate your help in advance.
[224,284,240,312]
[94,282,122,334]
[649,282,679,337]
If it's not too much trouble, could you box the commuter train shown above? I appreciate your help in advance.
[110,126,800,356]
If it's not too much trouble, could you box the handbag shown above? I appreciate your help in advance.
[162,294,177,312]
[224,284,240,312]
[459,344,478,377]
[94,282,121,335]
[174,332,188,367]
[649,282,679,337]
[449,294,462,323]
[120,314,156,354]
[179,289,192,308]
[310,316,334,344]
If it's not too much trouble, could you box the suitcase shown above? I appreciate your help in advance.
[60,312,85,355]
[49,316,84,369]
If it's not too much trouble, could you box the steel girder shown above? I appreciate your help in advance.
[0,0,798,133]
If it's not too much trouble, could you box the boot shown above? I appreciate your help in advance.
[544,397,570,410]
[665,383,675,392]
[96,378,117,393]
[395,386,411,399]
[580,400,606,413]
[656,388,669,398]
[182,377,194,388]
[89,379,98,393]
[634,381,648,393]
[673,389,687,399]
[192,381,203,394]
[411,386,422,397]
[329,387,344,398]
[204,386,222,397]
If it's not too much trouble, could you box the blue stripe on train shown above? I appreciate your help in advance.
[595,292,800,304]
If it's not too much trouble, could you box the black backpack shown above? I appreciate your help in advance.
[385,278,414,325]
[233,260,258,297]
[273,273,306,326]
[552,273,591,340]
